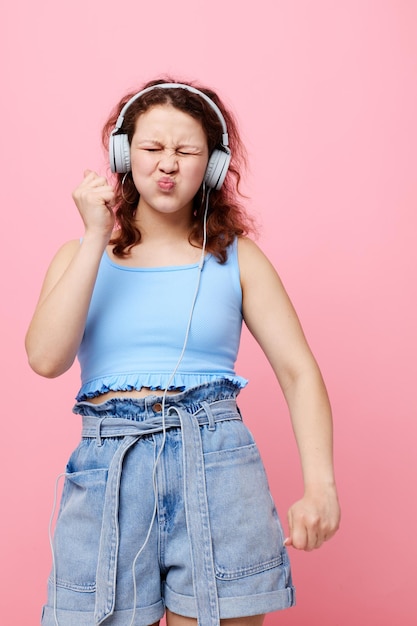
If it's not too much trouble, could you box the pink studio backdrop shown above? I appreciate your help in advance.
[2,1,416,625]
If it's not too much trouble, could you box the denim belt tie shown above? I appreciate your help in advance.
[80,399,241,626]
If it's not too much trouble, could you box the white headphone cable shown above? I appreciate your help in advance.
[128,187,211,626]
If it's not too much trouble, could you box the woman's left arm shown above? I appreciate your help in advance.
[238,237,341,551]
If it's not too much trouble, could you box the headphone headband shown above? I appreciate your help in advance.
[113,83,229,147]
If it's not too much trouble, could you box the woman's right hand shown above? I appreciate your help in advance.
[26,170,117,377]
[72,170,116,239]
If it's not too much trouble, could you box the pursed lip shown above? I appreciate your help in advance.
[157,177,176,191]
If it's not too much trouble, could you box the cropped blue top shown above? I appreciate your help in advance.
[76,239,248,400]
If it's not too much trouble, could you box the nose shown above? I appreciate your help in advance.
[158,149,179,174]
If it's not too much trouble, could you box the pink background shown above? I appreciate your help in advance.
[2,1,416,624]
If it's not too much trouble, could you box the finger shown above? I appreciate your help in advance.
[307,520,333,550]
[83,169,100,181]
[307,531,321,551]
[286,507,309,550]
[307,522,325,551]
[105,195,117,209]
[102,190,116,206]
[285,510,293,548]
[82,170,108,187]
[89,177,109,189]
[290,517,321,551]
[289,525,308,551]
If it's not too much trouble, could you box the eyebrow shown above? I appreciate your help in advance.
[138,139,204,151]
[137,139,163,146]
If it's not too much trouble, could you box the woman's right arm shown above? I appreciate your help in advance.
[25,171,115,378]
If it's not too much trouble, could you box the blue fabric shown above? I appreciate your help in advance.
[42,383,295,626]
[76,240,248,401]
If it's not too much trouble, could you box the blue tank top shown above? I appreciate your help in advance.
[76,239,248,400]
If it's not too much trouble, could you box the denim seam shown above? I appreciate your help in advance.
[215,555,284,580]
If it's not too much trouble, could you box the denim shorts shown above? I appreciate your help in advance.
[41,381,295,626]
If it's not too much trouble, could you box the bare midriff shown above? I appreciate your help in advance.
[86,388,183,404]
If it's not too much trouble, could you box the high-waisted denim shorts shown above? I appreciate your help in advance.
[41,381,295,626]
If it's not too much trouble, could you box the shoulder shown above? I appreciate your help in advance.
[237,236,291,314]
[237,236,279,282]
[237,236,263,258]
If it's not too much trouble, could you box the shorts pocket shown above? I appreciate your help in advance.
[204,443,285,580]
[51,465,108,592]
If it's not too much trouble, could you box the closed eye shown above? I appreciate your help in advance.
[139,145,200,155]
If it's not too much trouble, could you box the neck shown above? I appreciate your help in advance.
[134,201,194,243]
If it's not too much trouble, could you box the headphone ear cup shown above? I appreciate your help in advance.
[110,133,131,173]
[204,148,231,190]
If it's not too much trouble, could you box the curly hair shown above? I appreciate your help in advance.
[102,78,255,263]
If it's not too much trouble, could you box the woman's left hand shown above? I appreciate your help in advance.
[284,486,341,551]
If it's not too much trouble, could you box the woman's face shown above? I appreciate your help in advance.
[130,104,209,218]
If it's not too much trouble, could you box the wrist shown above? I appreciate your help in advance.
[303,480,338,497]
[82,229,112,249]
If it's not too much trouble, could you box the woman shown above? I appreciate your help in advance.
[26,79,340,626]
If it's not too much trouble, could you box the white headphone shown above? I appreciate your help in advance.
[109,83,231,190]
